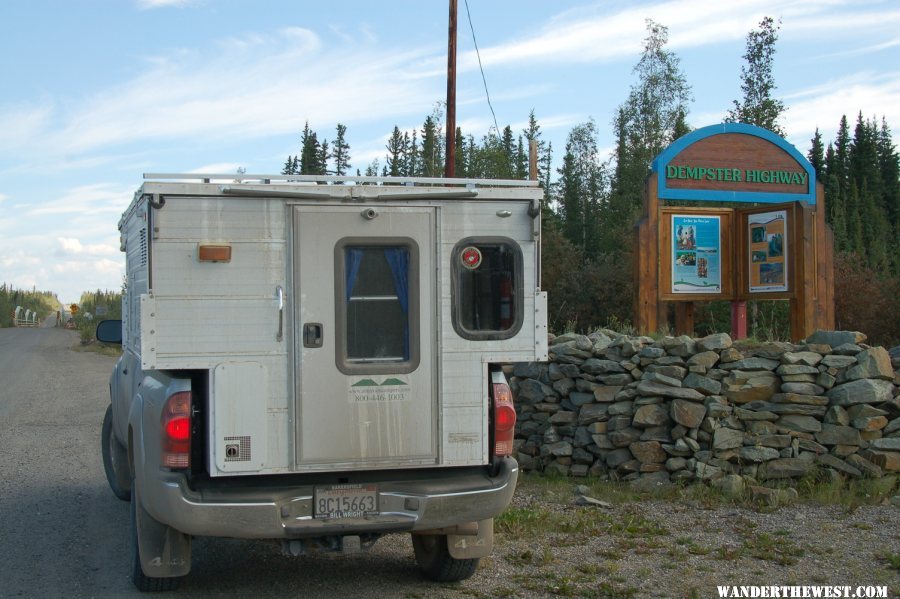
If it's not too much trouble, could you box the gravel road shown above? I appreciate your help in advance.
[1,327,897,598]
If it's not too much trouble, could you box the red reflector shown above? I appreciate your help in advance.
[161,391,191,469]
[495,404,516,431]
[492,381,516,457]
[166,416,191,441]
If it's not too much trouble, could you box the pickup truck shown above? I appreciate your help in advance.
[98,173,547,591]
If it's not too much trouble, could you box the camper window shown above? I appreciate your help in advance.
[452,238,523,340]
[335,239,420,375]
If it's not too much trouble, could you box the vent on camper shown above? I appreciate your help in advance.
[139,228,148,267]
[224,436,251,462]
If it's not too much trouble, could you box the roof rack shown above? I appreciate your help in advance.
[143,173,540,188]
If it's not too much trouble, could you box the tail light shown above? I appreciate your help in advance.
[161,391,191,468]
[492,380,516,457]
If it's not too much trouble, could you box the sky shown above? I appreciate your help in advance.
[1,0,898,304]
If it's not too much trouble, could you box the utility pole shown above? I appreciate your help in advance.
[444,0,457,178]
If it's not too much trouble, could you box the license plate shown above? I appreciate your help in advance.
[314,484,378,519]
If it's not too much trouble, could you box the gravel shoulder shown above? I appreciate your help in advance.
[1,328,896,598]
[470,476,900,598]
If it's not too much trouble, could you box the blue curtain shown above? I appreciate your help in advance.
[384,248,409,312]
[384,248,410,359]
[345,248,364,301]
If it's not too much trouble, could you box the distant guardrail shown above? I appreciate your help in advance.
[13,306,40,327]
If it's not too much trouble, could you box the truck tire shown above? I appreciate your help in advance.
[131,485,181,592]
[101,404,131,501]
[412,534,479,582]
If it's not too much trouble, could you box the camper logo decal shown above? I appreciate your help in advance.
[349,377,411,403]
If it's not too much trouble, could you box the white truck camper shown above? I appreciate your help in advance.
[97,173,548,591]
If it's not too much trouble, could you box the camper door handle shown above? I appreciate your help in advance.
[276,286,284,342]
[303,323,323,348]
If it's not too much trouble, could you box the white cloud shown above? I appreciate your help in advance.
[783,71,900,146]
[7,0,894,169]
[1,238,124,303]
[56,237,118,257]
[136,0,193,9]
[456,0,900,73]
[806,38,900,62]
[0,193,8,203]
[456,0,764,70]
[25,183,133,217]
[0,102,53,151]
[188,163,245,174]
[37,28,437,157]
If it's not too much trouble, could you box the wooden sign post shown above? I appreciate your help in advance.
[634,124,834,342]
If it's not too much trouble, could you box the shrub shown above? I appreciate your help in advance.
[833,252,900,346]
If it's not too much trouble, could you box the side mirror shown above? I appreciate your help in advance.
[96,319,123,344]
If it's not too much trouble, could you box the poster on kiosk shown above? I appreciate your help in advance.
[670,214,722,294]
[747,210,788,293]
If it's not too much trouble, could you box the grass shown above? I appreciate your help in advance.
[674,537,712,555]
[740,531,805,566]
[506,546,555,567]
[876,551,900,571]
[495,506,555,537]
[596,581,639,599]
[515,572,581,597]
[715,545,743,561]
[495,467,894,599]
[794,468,898,506]
[71,339,122,357]
[496,504,668,544]
[513,468,898,515]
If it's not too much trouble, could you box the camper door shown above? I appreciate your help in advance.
[292,205,437,469]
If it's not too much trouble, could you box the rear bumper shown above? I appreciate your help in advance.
[142,459,518,539]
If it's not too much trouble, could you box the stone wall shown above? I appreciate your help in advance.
[510,330,900,489]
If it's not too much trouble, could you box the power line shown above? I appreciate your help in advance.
[463,0,500,136]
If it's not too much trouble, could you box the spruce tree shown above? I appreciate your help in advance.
[672,109,691,142]
[420,116,441,177]
[876,118,900,272]
[555,119,607,258]
[500,125,516,179]
[333,123,351,177]
[299,122,321,175]
[540,141,553,194]
[849,113,881,201]
[823,143,847,247]
[515,135,527,180]
[407,130,419,178]
[835,116,852,201]
[317,138,330,175]
[859,179,890,271]
[845,184,863,254]
[385,126,404,177]
[401,131,411,176]
[726,16,786,135]
[849,113,893,271]
[523,110,552,193]
[454,128,466,178]
[807,128,824,182]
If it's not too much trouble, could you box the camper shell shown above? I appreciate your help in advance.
[100,173,548,590]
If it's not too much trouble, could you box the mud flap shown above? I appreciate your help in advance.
[136,495,192,577]
[447,518,493,559]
